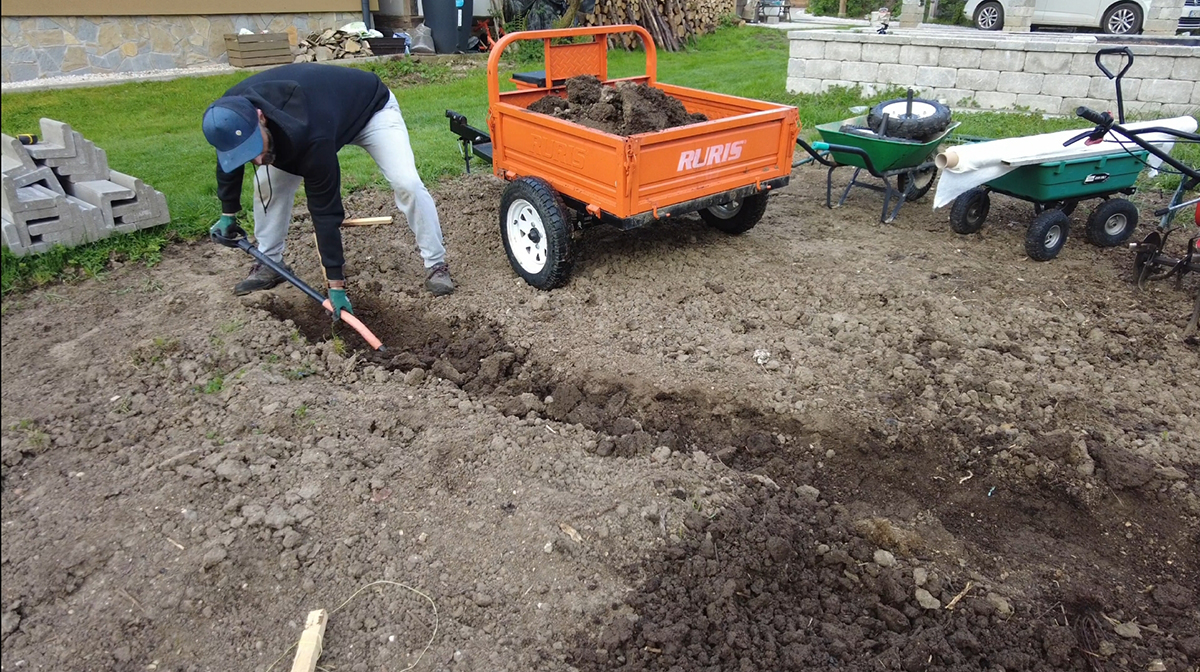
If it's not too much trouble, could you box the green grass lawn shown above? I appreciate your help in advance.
[2,25,1195,293]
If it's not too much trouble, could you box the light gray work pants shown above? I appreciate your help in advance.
[251,92,445,269]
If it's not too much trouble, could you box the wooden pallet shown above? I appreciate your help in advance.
[224,33,293,68]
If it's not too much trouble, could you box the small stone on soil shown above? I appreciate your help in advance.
[915,588,941,609]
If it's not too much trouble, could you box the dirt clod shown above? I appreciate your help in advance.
[528,75,708,135]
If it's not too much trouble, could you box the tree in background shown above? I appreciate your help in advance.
[807,0,897,19]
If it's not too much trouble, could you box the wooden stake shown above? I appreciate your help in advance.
[290,609,328,672]
[342,216,393,227]
[312,233,328,282]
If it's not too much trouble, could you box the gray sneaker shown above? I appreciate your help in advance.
[234,261,290,296]
[424,262,455,296]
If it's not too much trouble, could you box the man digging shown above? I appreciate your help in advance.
[201,63,454,320]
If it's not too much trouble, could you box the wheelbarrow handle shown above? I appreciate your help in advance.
[797,138,883,177]
[795,138,837,168]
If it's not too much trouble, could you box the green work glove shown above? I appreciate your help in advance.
[209,214,238,243]
[328,288,353,322]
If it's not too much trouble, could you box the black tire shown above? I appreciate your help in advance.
[1103,2,1142,34]
[500,177,572,290]
[1085,198,1139,247]
[867,98,953,141]
[1033,200,1078,217]
[973,0,1004,30]
[1025,210,1070,261]
[897,167,936,202]
[699,192,769,234]
[949,187,990,234]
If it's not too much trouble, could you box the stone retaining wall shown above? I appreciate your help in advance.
[787,30,1200,117]
[1,13,363,82]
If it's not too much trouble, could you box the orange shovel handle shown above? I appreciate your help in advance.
[322,299,385,351]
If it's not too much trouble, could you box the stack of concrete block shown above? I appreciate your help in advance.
[1,119,169,257]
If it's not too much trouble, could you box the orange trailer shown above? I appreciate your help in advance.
[446,25,800,289]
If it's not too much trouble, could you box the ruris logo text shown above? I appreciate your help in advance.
[678,140,746,171]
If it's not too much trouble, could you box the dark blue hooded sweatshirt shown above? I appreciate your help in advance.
[216,63,391,281]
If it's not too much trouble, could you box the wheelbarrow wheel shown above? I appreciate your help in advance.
[949,187,990,234]
[1085,198,1139,247]
[897,167,936,202]
[1026,209,1070,261]
[867,98,952,141]
[700,192,769,235]
[500,177,573,290]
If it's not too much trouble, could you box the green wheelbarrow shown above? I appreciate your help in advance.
[797,116,960,223]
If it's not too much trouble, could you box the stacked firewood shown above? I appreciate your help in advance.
[584,0,733,51]
[293,29,375,62]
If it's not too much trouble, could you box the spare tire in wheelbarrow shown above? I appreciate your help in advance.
[868,97,952,141]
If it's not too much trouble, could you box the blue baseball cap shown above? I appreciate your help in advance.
[202,96,264,173]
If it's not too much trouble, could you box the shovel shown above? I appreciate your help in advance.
[213,226,386,352]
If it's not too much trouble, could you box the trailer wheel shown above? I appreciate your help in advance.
[949,188,990,234]
[700,192,769,234]
[1026,209,1070,261]
[898,167,936,202]
[500,177,572,290]
[867,98,952,141]
[1085,198,1138,247]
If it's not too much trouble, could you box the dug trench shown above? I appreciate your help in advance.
[263,283,1200,671]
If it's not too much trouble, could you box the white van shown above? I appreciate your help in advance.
[963,0,1151,34]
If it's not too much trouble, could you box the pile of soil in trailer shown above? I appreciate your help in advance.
[527,74,709,136]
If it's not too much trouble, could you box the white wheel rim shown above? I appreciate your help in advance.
[1108,9,1136,33]
[979,6,999,29]
[709,200,743,219]
[878,100,940,119]
[1105,213,1128,236]
[1045,224,1062,248]
[506,198,548,274]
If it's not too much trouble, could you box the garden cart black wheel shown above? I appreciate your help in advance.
[1033,200,1078,217]
[699,192,769,235]
[949,187,990,234]
[867,97,952,141]
[973,0,1004,30]
[1085,198,1139,247]
[1026,209,1070,261]
[897,167,936,202]
[500,177,573,290]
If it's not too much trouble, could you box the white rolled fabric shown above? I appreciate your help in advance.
[932,116,1198,209]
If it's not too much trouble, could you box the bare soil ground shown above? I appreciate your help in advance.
[2,163,1198,672]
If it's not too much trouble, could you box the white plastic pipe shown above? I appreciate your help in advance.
[932,116,1199,209]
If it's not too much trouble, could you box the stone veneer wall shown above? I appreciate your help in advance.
[787,31,1200,117]
[1,13,364,82]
